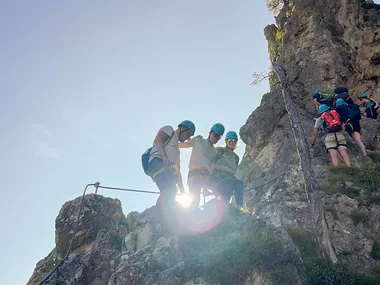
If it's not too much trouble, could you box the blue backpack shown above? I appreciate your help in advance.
[141,147,153,175]
[141,132,175,176]
[346,104,361,121]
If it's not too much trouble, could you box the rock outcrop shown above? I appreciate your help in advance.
[28,194,128,285]
[28,195,305,285]
[29,1,380,284]
[239,0,380,275]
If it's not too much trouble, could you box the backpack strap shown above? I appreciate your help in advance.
[164,131,175,147]
[235,154,240,166]
[370,99,379,109]
[150,130,175,158]
[213,148,225,164]
[213,148,239,166]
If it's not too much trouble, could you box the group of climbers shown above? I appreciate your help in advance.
[313,88,379,119]
[143,121,244,210]
[311,87,379,166]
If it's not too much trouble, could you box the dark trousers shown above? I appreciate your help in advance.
[209,172,244,207]
[366,107,378,119]
[187,169,211,209]
[148,157,177,205]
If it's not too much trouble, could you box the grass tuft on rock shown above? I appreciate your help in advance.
[179,207,299,285]
[321,163,380,206]
[288,228,380,285]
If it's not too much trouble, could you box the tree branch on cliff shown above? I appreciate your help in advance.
[272,61,338,264]
[266,0,289,14]
[250,71,272,86]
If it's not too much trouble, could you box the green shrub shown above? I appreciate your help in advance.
[179,209,299,285]
[372,242,380,260]
[321,163,380,206]
[288,228,380,285]
[179,208,380,285]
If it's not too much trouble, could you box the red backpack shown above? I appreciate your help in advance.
[321,110,343,133]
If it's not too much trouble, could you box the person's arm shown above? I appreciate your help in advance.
[178,136,196,148]
[154,130,171,166]
[311,128,319,146]
[337,113,346,135]
[175,160,184,194]
[313,98,320,113]
[233,154,240,176]
[178,140,194,148]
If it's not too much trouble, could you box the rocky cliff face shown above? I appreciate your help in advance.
[29,1,380,284]
[239,0,380,276]
[28,195,305,285]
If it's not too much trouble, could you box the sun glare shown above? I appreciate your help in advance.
[175,193,193,208]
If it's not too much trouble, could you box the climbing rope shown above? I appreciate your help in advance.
[96,184,160,195]
[38,173,291,284]
[244,168,291,192]
[38,183,95,285]
[37,182,161,285]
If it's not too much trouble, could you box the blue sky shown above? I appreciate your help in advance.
[0,1,273,284]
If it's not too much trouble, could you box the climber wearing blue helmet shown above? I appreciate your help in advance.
[335,99,366,155]
[359,93,379,119]
[334,87,354,105]
[312,88,334,113]
[179,123,225,210]
[146,120,195,206]
[311,105,351,166]
[208,131,244,207]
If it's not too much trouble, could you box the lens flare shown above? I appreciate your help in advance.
[175,193,193,208]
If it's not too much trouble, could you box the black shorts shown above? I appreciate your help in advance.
[366,108,379,119]
[345,121,361,136]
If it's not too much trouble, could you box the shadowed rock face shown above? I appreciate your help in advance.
[239,0,380,273]
[28,195,303,285]
[28,194,129,285]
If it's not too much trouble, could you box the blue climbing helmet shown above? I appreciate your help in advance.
[360,93,368,99]
[336,98,345,106]
[211,123,225,136]
[312,90,319,96]
[319,104,329,114]
[178,120,196,134]
[225,131,238,141]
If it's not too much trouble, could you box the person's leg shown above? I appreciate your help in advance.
[233,179,244,207]
[217,176,238,205]
[338,149,351,166]
[335,132,350,166]
[154,171,177,203]
[218,185,232,203]
[374,109,379,120]
[148,158,177,205]
[352,131,366,156]
[325,134,340,166]
[207,173,225,201]
[367,108,375,119]
[329,149,339,166]
[188,174,202,209]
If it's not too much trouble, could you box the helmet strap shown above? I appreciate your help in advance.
[178,126,186,138]
[207,131,212,143]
